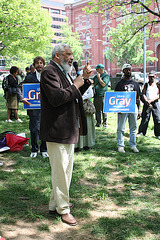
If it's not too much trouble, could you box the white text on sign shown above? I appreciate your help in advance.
[109,97,131,107]
[28,90,40,100]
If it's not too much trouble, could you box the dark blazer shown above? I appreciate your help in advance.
[40,61,91,144]
[8,74,18,88]
[17,71,40,117]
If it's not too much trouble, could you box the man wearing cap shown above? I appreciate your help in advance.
[115,63,141,153]
[137,71,160,139]
[93,64,110,127]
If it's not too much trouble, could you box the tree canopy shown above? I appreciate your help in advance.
[0,0,53,62]
[106,17,158,67]
[84,0,160,41]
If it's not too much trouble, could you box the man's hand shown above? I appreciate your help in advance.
[22,98,31,105]
[83,62,92,79]
[73,75,84,89]
[97,72,100,78]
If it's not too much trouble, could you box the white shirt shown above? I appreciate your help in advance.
[146,82,159,100]
[35,70,41,82]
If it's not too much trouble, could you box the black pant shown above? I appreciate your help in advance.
[138,101,160,136]
[29,111,47,153]
[30,130,47,153]
[94,96,107,126]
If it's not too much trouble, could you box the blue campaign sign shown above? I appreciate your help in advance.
[23,83,41,109]
[104,91,136,113]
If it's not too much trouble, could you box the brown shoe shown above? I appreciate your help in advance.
[61,213,77,226]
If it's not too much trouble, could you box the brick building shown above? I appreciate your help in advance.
[65,0,160,76]
[41,0,66,45]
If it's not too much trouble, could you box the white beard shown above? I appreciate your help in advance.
[60,57,72,73]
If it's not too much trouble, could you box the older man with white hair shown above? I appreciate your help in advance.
[40,43,92,226]
[115,64,141,153]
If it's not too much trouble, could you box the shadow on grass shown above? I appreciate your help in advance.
[0,116,160,240]
[73,127,160,207]
[87,209,160,240]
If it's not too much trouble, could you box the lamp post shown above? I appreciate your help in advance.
[143,0,146,84]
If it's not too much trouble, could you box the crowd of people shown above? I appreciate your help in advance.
[1,43,160,226]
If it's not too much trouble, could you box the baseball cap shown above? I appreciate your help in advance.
[122,63,132,70]
[149,71,156,77]
[95,64,104,69]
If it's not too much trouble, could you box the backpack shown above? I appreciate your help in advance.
[2,75,9,98]
[2,75,9,92]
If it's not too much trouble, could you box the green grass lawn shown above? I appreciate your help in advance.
[0,88,160,240]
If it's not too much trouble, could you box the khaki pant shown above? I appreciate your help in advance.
[47,142,74,215]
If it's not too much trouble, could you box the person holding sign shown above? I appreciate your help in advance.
[17,56,48,158]
[40,43,92,226]
[115,64,141,153]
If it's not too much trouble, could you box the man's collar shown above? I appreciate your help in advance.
[52,60,64,72]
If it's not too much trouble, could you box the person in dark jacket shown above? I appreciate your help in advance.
[40,43,92,226]
[6,66,23,123]
[17,56,48,158]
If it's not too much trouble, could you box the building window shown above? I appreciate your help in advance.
[79,33,83,41]
[86,15,89,25]
[62,10,66,15]
[106,27,110,42]
[51,24,61,29]
[51,39,62,44]
[105,10,110,20]
[79,15,82,27]
[54,32,62,36]
[51,39,57,43]
[0,59,5,66]
[52,17,64,22]
[42,7,49,12]
[86,53,89,62]
[86,32,90,46]
[50,9,60,14]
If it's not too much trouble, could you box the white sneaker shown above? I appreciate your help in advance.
[5,119,13,123]
[41,152,49,158]
[30,152,37,158]
[136,133,144,137]
[118,147,125,153]
[16,118,23,123]
[131,146,139,153]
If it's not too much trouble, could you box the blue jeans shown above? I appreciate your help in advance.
[117,113,137,148]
